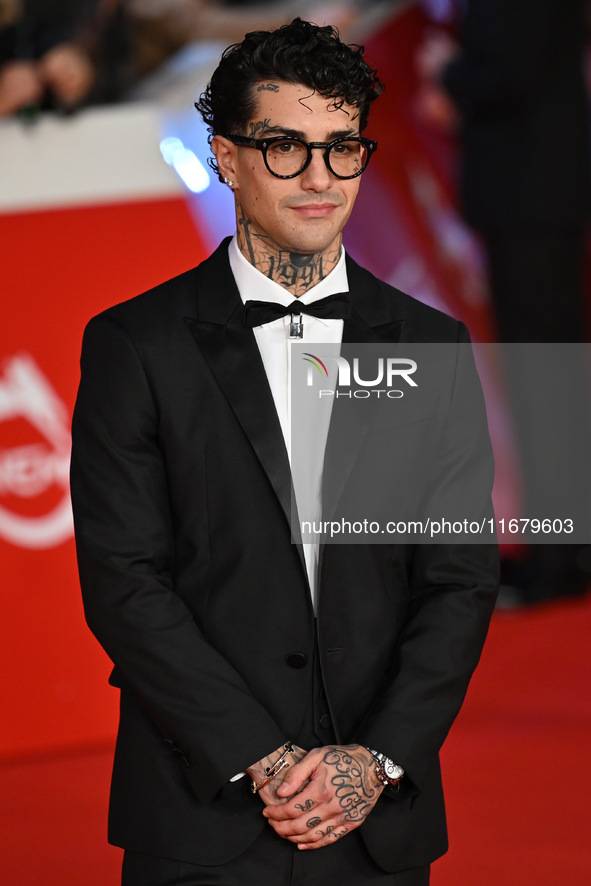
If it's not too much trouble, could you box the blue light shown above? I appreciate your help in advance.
[160,136,210,193]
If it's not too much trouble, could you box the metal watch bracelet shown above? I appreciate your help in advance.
[367,748,405,787]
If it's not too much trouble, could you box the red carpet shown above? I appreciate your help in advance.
[0,744,122,884]
[1,595,590,885]
[435,594,591,885]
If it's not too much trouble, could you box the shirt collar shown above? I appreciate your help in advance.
[228,235,349,321]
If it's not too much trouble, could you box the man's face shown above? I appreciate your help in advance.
[215,82,364,255]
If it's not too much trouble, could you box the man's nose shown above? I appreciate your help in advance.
[299,148,334,191]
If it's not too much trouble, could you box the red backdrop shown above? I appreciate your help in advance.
[0,197,209,757]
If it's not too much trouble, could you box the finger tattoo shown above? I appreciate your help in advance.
[295,799,315,813]
[331,828,348,841]
[314,825,349,840]
[306,817,322,828]
[315,825,334,838]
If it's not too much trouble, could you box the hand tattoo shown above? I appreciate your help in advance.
[306,816,322,828]
[323,747,381,823]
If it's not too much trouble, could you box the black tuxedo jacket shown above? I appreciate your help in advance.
[70,240,498,872]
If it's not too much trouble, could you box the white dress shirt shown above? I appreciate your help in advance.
[229,236,347,609]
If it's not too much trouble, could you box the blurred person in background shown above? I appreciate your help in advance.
[0,1,366,113]
[416,0,591,607]
[0,0,98,115]
[117,0,361,86]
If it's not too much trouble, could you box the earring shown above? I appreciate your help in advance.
[224,177,234,187]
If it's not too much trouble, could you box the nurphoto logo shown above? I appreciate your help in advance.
[302,352,418,399]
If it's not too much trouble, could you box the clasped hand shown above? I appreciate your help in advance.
[256,744,384,850]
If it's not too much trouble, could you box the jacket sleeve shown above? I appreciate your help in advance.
[70,313,286,803]
[356,324,499,794]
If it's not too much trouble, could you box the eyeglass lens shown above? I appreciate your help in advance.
[266,139,368,178]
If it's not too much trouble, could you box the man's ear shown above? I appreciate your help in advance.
[211,135,239,186]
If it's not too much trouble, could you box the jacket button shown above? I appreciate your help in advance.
[319,714,331,729]
[285,652,307,669]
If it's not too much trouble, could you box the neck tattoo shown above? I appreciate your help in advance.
[236,199,341,297]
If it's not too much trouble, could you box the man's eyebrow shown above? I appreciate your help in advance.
[257,125,306,139]
[257,125,360,140]
[324,129,361,141]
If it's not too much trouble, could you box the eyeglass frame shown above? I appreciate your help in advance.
[223,133,378,180]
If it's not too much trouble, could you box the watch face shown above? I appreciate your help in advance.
[384,757,404,779]
[381,756,404,781]
[368,750,404,783]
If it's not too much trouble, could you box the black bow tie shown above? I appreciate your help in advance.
[243,292,352,329]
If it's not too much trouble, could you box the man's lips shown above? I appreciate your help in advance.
[289,203,340,218]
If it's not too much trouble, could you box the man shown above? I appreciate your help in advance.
[71,18,498,886]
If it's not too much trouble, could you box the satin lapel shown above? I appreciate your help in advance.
[321,257,405,525]
[183,242,297,541]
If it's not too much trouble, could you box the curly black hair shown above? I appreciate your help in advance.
[194,18,383,181]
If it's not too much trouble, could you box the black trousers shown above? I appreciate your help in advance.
[121,833,430,886]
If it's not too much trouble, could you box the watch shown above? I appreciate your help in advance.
[367,748,405,787]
